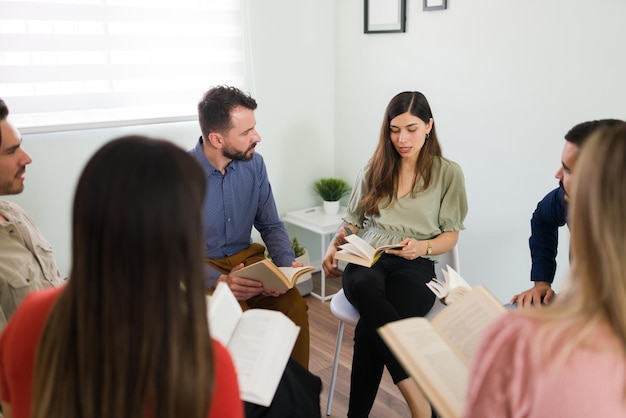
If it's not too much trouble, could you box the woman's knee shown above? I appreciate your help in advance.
[344,268,383,302]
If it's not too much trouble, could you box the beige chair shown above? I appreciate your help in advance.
[325,246,459,416]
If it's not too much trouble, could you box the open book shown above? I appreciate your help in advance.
[426,265,471,305]
[234,258,315,292]
[334,234,403,267]
[378,285,506,418]
[208,282,300,406]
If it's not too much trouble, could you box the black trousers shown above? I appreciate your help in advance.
[343,254,436,418]
[244,358,322,418]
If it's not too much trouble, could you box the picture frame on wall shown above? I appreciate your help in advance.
[423,0,447,11]
[364,0,406,33]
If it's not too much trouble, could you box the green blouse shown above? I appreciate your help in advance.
[343,156,468,261]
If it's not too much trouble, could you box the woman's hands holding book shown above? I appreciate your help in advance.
[322,223,360,277]
[384,238,430,260]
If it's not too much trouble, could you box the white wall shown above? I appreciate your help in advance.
[6,0,626,303]
[6,0,336,277]
[6,122,199,277]
[334,0,626,301]
[244,0,336,255]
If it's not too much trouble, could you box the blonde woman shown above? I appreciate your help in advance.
[465,123,626,417]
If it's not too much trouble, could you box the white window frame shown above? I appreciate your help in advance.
[0,0,244,134]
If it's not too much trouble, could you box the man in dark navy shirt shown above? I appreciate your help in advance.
[511,119,623,308]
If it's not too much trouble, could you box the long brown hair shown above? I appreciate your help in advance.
[360,91,442,216]
[33,136,214,418]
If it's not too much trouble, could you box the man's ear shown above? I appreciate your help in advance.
[207,132,222,147]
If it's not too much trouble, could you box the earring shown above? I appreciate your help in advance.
[425,132,430,140]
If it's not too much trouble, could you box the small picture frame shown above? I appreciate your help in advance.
[364,0,407,34]
[423,0,447,11]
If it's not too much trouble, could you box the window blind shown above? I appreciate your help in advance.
[0,0,244,133]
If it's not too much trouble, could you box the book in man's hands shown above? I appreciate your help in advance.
[426,265,472,305]
[208,282,300,407]
[234,258,315,292]
[334,234,403,267]
[378,285,506,418]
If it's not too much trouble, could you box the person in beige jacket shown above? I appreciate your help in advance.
[0,98,65,332]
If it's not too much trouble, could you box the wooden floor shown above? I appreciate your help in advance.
[304,273,410,418]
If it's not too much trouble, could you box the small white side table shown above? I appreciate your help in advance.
[283,206,346,301]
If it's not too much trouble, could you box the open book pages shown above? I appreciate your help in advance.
[378,285,506,418]
[426,265,471,305]
[234,258,315,292]
[207,282,244,346]
[335,234,403,267]
[207,282,300,406]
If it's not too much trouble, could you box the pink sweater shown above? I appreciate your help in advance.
[465,312,626,418]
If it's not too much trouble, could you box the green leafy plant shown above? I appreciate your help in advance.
[291,237,307,258]
[312,178,351,202]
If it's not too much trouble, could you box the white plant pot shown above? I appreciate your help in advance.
[295,249,313,296]
[323,200,340,215]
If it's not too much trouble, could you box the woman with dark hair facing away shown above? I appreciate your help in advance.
[322,91,468,417]
[465,124,626,416]
[0,136,243,418]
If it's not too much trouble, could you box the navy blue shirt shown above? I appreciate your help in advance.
[190,138,294,288]
[528,187,568,283]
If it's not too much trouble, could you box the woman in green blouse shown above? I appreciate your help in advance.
[322,91,468,418]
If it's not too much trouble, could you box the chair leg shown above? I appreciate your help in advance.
[326,319,345,416]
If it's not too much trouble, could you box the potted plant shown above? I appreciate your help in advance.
[313,178,351,215]
[291,237,312,295]
[291,236,307,259]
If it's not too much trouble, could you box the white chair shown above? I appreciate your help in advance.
[325,246,459,416]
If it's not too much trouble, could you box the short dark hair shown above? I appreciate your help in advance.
[0,98,8,120]
[197,85,257,139]
[0,98,8,146]
[565,119,624,147]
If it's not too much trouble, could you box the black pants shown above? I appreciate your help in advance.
[343,254,436,418]
[244,358,322,418]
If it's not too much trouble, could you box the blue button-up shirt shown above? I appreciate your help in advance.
[190,138,294,288]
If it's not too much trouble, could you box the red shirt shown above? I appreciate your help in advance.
[0,287,243,418]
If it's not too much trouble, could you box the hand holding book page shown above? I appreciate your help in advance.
[208,282,300,407]
[378,285,506,418]
[426,265,471,305]
[234,258,315,292]
[334,234,403,267]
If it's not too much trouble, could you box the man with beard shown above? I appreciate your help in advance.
[0,98,65,332]
[189,86,310,370]
[510,119,623,308]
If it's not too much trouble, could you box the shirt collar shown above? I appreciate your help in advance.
[193,136,238,174]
